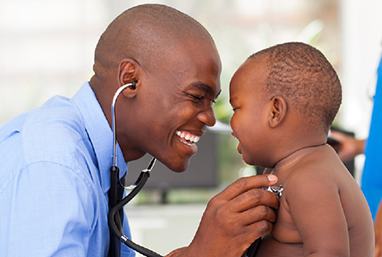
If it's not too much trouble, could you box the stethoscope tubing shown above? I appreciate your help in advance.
[108,83,162,257]
[108,165,162,257]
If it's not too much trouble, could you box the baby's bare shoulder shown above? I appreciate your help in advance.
[285,149,344,190]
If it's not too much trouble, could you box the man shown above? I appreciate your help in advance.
[0,4,279,257]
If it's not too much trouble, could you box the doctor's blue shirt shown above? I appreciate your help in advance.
[0,82,135,257]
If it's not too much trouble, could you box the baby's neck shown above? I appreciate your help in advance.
[264,143,326,182]
[276,143,325,167]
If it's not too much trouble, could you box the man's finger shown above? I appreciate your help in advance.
[240,204,278,227]
[228,188,280,213]
[219,174,278,201]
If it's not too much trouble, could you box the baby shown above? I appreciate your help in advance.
[229,42,374,256]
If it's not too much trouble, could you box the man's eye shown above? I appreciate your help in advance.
[188,93,216,105]
[190,94,202,101]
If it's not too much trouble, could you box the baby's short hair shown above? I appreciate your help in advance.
[249,42,342,131]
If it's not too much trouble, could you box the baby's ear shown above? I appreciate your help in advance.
[269,95,287,128]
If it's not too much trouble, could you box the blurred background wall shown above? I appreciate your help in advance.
[1,0,382,255]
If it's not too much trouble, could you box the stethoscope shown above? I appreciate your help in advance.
[108,81,163,257]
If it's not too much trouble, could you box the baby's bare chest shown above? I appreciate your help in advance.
[270,197,302,243]
[256,233,304,257]
[262,184,301,243]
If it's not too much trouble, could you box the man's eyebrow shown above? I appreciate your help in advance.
[187,81,221,99]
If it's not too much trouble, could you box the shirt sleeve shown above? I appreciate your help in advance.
[0,161,96,257]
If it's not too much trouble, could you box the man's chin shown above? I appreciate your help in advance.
[169,163,190,173]
[163,158,190,173]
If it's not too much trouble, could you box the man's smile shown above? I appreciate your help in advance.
[175,130,200,146]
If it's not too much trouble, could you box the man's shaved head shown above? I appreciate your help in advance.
[89,4,221,170]
[93,4,215,78]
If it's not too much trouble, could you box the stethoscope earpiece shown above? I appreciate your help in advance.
[122,80,137,90]
[130,80,137,89]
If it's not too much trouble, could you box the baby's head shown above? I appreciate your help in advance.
[230,42,342,167]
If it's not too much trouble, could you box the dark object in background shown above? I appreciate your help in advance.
[327,136,341,153]
[328,127,355,177]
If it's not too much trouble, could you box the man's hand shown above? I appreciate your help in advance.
[172,174,279,257]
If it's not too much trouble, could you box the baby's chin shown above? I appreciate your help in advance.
[242,155,256,166]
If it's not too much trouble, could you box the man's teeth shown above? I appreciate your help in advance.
[176,131,200,143]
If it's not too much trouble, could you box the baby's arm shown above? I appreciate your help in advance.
[286,168,349,257]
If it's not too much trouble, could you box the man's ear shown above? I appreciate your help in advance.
[118,59,139,99]
[269,95,287,128]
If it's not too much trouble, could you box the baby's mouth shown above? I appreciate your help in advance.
[175,130,200,146]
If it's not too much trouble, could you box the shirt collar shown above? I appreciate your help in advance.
[71,82,128,194]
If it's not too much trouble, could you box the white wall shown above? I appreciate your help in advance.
[0,0,108,123]
[126,205,205,257]
[339,0,382,139]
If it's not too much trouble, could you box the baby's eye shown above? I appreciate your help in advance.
[232,107,238,112]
